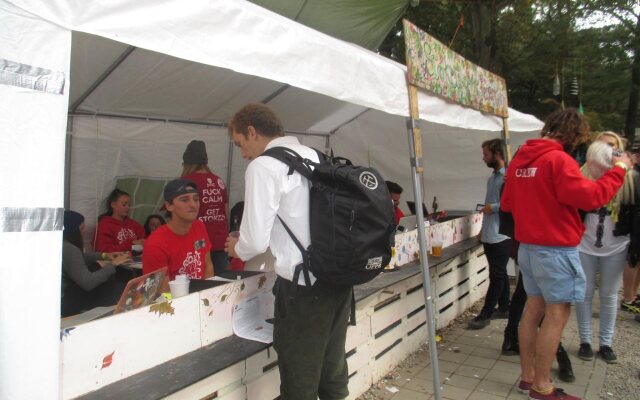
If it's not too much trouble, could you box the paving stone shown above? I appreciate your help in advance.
[390,388,432,400]
[444,373,481,390]
[440,384,472,399]
[475,380,514,397]
[455,364,490,379]
[464,355,497,369]
[472,346,502,359]
[484,367,521,386]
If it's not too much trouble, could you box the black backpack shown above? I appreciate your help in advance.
[261,146,396,287]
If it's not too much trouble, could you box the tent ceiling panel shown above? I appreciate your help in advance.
[266,86,355,133]
[70,33,286,123]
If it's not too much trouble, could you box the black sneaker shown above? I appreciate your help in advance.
[492,309,509,319]
[467,315,490,330]
[598,346,618,364]
[501,336,519,356]
[556,345,575,382]
[578,343,593,361]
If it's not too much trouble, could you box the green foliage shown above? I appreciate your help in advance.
[380,0,638,133]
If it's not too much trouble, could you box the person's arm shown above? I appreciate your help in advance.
[94,221,118,252]
[204,252,214,278]
[233,161,280,261]
[556,158,626,210]
[62,243,115,292]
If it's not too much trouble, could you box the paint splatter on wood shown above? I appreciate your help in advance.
[101,351,115,369]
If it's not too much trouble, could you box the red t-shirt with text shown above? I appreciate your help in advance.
[183,172,228,251]
[142,221,212,280]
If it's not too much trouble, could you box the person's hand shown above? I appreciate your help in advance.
[110,252,131,267]
[225,234,239,258]
[133,238,145,245]
[105,251,126,260]
[613,152,632,169]
[481,204,493,215]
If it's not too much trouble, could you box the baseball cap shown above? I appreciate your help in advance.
[163,179,198,202]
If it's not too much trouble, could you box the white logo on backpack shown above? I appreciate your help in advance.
[359,171,378,190]
[365,256,383,270]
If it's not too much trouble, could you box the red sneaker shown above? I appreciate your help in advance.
[528,387,581,400]
[518,380,532,394]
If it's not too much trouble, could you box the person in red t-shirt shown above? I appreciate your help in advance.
[181,140,230,272]
[386,181,405,225]
[143,179,214,280]
[94,188,145,253]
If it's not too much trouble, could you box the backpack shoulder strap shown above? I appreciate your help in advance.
[261,146,314,180]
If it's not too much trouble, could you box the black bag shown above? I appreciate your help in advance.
[261,146,396,287]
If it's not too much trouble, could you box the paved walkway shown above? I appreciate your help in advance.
[360,304,611,400]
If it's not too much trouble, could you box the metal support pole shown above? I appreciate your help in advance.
[226,139,235,196]
[502,116,512,165]
[406,84,441,400]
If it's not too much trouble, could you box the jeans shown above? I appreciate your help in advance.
[575,250,626,347]
[481,240,512,317]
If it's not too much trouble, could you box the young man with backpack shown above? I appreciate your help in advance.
[225,103,382,400]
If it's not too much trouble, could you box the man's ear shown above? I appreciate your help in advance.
[247,125,258,140]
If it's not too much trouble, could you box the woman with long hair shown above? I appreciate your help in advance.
[575,131,634,364]
[94,188,146,252]
[181,140,228,272]
[62,210,129,317]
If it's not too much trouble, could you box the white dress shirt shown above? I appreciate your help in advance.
[234,136,320,285]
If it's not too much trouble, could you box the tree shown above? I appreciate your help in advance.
[581,0,640,142]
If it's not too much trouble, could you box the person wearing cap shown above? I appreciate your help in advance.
[181,140,230,273]
[61,210,130,317]
[142,179,214,280]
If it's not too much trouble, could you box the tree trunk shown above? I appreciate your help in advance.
[624,14,640,146]
[469,2,496,71]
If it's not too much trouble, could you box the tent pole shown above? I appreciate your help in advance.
[406,84,442,400]
[502,116,512,165]
[70,46,136,113]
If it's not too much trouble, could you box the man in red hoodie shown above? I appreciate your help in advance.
[501,108,630,400]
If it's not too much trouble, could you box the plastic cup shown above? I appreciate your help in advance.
[169,280,190,298]
[131,244,143,252]
[229,231,240,238]
[431,241,443,257]
[175,274,189,283]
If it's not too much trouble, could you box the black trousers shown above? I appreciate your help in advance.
[272,277,352,400]
[481,240,512,317]
[504,272,527,341]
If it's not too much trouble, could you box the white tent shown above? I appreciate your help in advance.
[0,0,542,398]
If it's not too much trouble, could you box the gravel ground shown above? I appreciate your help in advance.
[357,296,640,400]
[600,309,640,399]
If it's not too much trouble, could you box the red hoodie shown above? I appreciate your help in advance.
[501,139,625,247]
[94,215,145,252]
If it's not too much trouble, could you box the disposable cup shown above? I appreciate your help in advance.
[169,280,190,298]
[175,274,189,283]
[229,231,240,238]
[131,244,143,252]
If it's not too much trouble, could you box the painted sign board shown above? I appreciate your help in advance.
[403,19,509,118]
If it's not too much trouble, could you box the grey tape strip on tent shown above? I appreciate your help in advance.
[0,208,64,232]
[0,58,65,95]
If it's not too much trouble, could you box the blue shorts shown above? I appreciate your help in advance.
[518,243,586,304]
